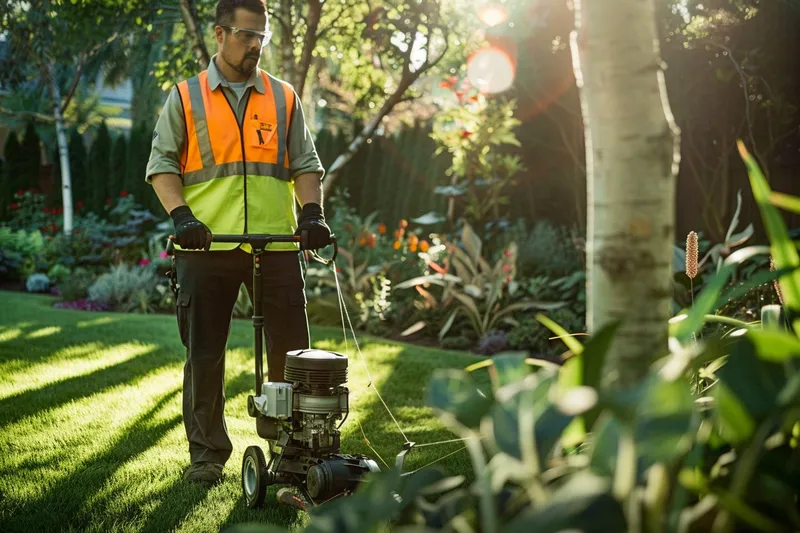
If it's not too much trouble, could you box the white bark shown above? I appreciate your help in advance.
[570,0,680,387]
[46,63,74,236]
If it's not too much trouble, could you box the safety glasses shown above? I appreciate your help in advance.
[222,25,273,49]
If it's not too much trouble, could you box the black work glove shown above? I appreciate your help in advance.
[170,205,211,250]
[295,203,331,250]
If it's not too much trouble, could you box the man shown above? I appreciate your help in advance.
[145,0,330,485]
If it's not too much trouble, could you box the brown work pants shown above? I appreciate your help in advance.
[174,248,309,466]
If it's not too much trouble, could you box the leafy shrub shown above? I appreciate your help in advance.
[508,307,585,357]
[502,218,584,278]
[87,263,159,312]
[0,248,23,282]
[57,267,94,302]
[47,264,71,284]
[25,273,50,293]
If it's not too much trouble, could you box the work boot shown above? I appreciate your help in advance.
[183,462,224,485]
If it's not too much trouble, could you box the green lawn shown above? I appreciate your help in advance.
[0,291,483,533]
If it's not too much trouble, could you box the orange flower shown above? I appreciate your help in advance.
[359,235,367,246]
[368,233,376,248]
[393,240,401,250]
[419,240,429,252]
[408,234,419,247]
[410,242,418,253]
[394,228,405,239]
[378,223,387,235]
[399,219,408,229]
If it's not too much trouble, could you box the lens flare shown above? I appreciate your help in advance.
[478,3,508,27]
[467,46,515,94]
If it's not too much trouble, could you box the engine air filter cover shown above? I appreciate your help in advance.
[284,349,348,387]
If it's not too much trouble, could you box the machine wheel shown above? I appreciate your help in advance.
[242,446,270,508]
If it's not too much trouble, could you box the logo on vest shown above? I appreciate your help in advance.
[252,114,276,145]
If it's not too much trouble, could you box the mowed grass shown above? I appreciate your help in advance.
[0,291,485,533]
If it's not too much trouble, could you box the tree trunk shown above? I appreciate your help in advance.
[45,63,74,236]
[570,0,680,387]
[179,0,210,70]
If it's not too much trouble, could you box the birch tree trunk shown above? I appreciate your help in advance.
[570,0,681,387]
[45,63,74,236]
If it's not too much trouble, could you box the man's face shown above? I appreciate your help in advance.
[216,8,268,75]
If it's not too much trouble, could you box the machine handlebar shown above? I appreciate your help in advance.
[166,231,338,266]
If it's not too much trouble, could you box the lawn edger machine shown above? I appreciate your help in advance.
[167,231,386,510]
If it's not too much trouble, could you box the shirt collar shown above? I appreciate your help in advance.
[207,54,266,94]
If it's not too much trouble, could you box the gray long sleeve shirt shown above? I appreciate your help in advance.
[145,55,324,184]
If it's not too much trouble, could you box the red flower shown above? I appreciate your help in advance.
[503,264,510,272]
[106,198,112,205]
[16,189,24,196]
[10,202,18,210]
[139,258,151,266]
[76,201,84,208]
[368,233,376,248]
[120,190,129,198]
[460,130,473,139]
[42,207,50,213]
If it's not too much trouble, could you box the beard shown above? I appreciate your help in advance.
[224,52,260,75]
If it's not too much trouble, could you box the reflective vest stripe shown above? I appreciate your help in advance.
[267,74,288,169]
[183,161,291,186]
[185,73,216,169]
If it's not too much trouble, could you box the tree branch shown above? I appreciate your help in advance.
[0,106,55,124]
[179,0,210,70]
[295,0,322,99]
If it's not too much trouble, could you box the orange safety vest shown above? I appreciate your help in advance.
[175,70,298,251]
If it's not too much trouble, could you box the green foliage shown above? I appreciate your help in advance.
[46,263,71,284]
[431,90,524,230]
[87,262,160,313]
[125,122,154,210]
[109,133,128,199]
[0,227,46,280]
[3,131,24,196]
[88,121,112,214]
[19,121,42,192]
[68,128,88,205]
[508,308,585,358]
[398,220,565,343]
[0,156,6,220]
[56,266,95,301]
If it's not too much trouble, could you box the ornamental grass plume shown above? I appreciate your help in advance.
[770,257,785,305]
[686,231,699,280]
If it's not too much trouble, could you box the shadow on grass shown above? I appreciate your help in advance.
[0,387,187,533]
[0,346,176,430]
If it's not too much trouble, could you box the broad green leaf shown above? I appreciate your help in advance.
[739,141,800,335]
[536,312,584,355]
[589,413,622,478]
[438,309,459,342]
[489,352,532,389]
[488,373,571,463]
[769,190,800,215]
[427,369,493,430]
[505,472,625,533]
[743,328,800,362]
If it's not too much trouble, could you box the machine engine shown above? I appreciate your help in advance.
[246,349,379,502]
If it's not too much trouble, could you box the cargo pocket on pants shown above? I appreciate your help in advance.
[176,291,191,347]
